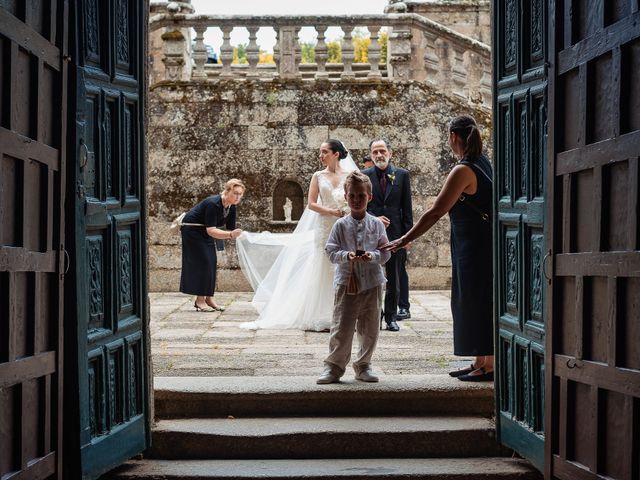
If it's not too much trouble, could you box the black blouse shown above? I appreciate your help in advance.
[183,195,236,230]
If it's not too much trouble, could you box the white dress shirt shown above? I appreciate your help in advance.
[325,213,391,291]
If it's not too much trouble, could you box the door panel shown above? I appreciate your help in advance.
[67,0,149,478]
[493,0,547,471]
[0,2,68,479]
[546,2,640,479]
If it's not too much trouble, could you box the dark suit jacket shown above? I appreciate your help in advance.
[363,165,413,241]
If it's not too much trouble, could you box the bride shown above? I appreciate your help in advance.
[237,139,358,331]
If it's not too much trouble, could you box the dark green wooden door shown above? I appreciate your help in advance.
[66,1,149,478]
[545,2,640,479]
[493,0,547,471]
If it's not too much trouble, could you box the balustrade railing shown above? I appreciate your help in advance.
[149,7,492,106]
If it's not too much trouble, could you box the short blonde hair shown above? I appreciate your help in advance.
[222,178,246,194]
[344,170,372,194]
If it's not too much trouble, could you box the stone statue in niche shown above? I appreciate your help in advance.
[272,180,303,223]
[283,197,293,222]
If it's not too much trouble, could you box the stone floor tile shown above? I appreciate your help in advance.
[150,290,476,377]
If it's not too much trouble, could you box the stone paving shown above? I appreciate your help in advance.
[150,290,473,377]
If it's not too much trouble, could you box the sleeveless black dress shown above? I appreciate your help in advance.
[448,154,493,356]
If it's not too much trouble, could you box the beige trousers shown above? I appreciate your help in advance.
[324,284,383,375]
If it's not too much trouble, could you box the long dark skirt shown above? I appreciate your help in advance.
[450,219,494,356]
[180,227,217,296]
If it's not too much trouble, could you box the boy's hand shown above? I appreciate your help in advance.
[378,216,391,228]
[347,251,358,262]
[361,252,373,262]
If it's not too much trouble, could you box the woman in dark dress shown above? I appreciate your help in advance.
[181,179,245,312]
[382,115,494,381]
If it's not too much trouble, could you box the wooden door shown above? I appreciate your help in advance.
[0,1,68,479]
[493,0,548,471]
[545,1,640,479]
[65,0,150,478]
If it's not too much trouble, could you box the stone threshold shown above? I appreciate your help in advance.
[154,374,495,418]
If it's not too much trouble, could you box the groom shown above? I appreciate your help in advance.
[363,139,413,332]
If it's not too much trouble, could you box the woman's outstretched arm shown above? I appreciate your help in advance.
[382,164,475,250]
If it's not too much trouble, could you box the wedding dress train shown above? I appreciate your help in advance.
[237,159,356,331]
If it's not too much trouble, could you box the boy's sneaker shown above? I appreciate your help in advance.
[354,366,379,382]
[316,368,341,384]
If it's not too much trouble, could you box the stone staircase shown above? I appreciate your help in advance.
[106,375,542,479]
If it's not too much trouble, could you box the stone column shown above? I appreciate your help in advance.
[422,30,440,85]
[340,26,355,80]
[480,62,492,106]
[149,0,194,84]
[387,25,412,79]
[435,38,451,90]
[315,25,329,80]
[367,25,382,79]
[466,51,485,104]
[191,26,207,81]
[246,26,260,78]
[451,45,468,99]
[276,26,301,80]
[161,30,186,82]
[220,26,234,78]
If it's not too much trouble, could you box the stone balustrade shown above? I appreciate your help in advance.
[149,9,492,106]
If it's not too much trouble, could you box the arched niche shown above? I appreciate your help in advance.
[272,179,304,222]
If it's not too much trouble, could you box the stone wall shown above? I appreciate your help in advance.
[147,80,491,292]
[386,0,491,44]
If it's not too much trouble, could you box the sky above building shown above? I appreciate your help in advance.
[189,0,390,53]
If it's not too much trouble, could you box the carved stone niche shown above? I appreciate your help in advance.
[272,180,304,224]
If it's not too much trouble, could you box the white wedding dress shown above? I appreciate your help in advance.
[237,159,356,331]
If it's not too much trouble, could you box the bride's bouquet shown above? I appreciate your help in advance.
[332,189,350,216]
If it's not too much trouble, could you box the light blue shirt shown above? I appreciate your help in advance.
[325,213,391,291]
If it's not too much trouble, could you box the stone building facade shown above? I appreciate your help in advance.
[386,0,491,44]
[148,80,491,291]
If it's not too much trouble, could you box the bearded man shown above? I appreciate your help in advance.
[362,139,413,332]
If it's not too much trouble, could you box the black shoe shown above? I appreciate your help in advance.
[385,320,400,332]
[448,363,475,378]
[458,368,494,382]
[395,308,411,320]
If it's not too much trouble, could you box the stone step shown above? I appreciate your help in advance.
[147,416,507,460]
[154,375,494,419]
[107,458,542,479]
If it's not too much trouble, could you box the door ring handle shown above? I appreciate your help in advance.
[542,250,552,282]
[79,140,89,170]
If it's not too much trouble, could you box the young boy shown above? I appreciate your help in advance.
[318,171,391,384]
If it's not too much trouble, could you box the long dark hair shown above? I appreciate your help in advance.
[325,139,348,160]
[449,115,482,160]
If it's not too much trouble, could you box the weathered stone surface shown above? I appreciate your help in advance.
[387,0,491,44]
[147,416,505,459]
[109,457,542,479]
[149,290,467,378]
[148,80,491,292]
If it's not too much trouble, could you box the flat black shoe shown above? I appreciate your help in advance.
[396,308,411,320]
[449,364,476,378]
[458,368,494,382]
[385,320,400,332]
